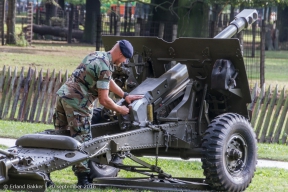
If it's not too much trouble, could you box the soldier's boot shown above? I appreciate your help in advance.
[87,172,93,183]
[46,173,55,188]
[76,172,93,189]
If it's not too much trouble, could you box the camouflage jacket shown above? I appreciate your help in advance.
[56,51,114,115]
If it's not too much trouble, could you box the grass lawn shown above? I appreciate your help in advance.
[0,120,52,139]
[0,41,95,74]
[0,119,288,161]
[245,50,288,88]
[1,120,288,191]
[0,42,287,87]
[0,144,288,192]
[47,160,288,192]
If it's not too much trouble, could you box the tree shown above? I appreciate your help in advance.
[119,0,229,38]
[42,0,60,25]
[60,0,99,45]
[1,0,6,45]
[82,0,98,44]
[58,0,65,10]
[6,0,17,44]
[244,1,288,46]
[67,3,74,43]
[177,0,209,37]
[149,0,178,40]
[277,6,288,42]
[65,0,85,43]
[96,1,102,50]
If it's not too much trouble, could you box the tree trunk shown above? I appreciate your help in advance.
[260,19,266,87]
[6,0,16,44]
[267,7,272,23]
[45,2,57,25]
[114,4,120,35]
[149,0,178,41]
[95,0,101,50]
[177,1,209,38]
[74,5,79,30]
[17,0,21,14]
[35,0,40,24]
[68,4,74,43]
[124,2,128,34]
[83,0,97,43]
[263,6,268,21]
[210,4,222,37]
[1,0,6,45]
[58,0,65,10]
[178,0,209,37]
[251,22,256,57]
[230,5,235,22]
[277,6,288,42]
[109,6,114,34]
[128,3,132,33]
[134,2,148,36]
[30,24,83,39]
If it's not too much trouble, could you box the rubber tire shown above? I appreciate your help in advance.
[88,160,120,179]
[201,113,257,192]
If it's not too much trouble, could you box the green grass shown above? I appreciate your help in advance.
[48,158,204,188]
[246,168,288,191]
[0,42,287,85]
[0,119,287,161]
[1,140,288,191]
[244,50,288,87]
[0,120,52,138]
[265,55,288,82]
[258,143,288,161]
[46,162,288,192]
[0,144,7,149]
[265,51,288,59]
[0,43,95,74]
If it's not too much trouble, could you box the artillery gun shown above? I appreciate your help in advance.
[0,9,258,191]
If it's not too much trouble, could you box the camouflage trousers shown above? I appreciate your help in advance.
[53,97,92,174]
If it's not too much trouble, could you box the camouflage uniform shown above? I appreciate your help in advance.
[53,51,114,174]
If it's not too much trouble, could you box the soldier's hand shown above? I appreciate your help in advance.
[125,95,144,104]
[118,105,129,115]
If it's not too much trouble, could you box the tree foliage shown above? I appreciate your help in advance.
[65,0,85,4]
[118,0,288,11]
[41,0,288,9]
[41,0,60,6]
[42,0,85,5]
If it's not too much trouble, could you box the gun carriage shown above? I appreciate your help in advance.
[0,9,258,191]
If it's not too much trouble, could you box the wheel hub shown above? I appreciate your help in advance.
[225,134,247,174]
[228,148,242,160]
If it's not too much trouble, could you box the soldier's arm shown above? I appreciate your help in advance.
[110,79,144,104]
[109,79,125,98]
[95,63,129,115]
[98,88,129,115]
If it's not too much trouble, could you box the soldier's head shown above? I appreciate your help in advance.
[110,40,133,65]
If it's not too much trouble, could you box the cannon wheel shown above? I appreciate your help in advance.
[201,113,257,191]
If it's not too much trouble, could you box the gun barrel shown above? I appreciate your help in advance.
[159,63,188,89]
[214,9,258,39]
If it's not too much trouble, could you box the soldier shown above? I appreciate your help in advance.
[52,40,143,188]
